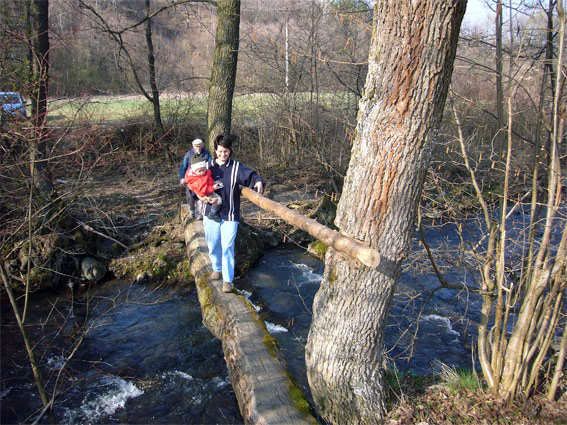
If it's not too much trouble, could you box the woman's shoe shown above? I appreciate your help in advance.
[222,281,233,293]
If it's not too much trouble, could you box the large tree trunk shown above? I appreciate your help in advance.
[206,0,240,150]
[305,2,466,424]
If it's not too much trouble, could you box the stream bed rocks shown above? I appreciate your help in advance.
[4,225,121,292]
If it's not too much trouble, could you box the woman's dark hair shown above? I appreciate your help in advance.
[214,134,235,156]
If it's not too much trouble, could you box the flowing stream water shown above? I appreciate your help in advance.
[2,282,242,424]
[4,205,561,424]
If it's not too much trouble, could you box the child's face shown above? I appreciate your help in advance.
[194,167,206,176]
[194,145,202,154]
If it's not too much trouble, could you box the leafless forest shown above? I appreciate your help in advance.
[2,0,562,180]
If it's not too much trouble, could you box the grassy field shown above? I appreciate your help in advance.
[47,93,207,123]
[46,91,358,124]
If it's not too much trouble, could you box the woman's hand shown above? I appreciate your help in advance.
[197,194,216,204]
[254,181,263,194]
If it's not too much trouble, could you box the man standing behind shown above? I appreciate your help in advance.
[179,138,212,218]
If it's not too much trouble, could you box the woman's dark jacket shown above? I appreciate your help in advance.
[200,158,263,222]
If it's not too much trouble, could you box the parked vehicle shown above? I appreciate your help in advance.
[1,92,27,121]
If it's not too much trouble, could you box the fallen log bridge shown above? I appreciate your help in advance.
[183,190,379,424]
[183,213,316,425]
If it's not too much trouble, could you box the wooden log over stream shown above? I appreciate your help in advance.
[182,211,316,425]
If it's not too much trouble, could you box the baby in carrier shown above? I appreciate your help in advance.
[184,153,222,221]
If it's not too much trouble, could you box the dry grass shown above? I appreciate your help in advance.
[385,376,567,425]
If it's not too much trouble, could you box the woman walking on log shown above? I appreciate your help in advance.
[199,134,264,293]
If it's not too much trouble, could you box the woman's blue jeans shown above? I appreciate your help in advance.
[203,217,239,283]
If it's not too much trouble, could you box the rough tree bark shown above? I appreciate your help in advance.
[304,1,466,424]
[206,0,240,150]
